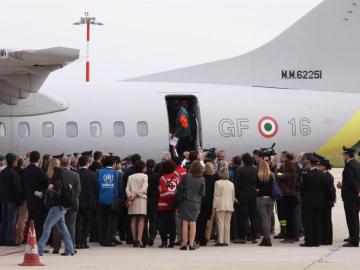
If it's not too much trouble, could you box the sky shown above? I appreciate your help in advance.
[1,0,323,83]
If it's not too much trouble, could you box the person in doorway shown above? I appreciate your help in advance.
[171,100,192,155]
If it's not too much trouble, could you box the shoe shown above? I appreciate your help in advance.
[74,249,78,254]
[179,245,187,250]
[222,243,229,246]
[133,241,140,248]
[274,233,285,239]
[52,250,59,254]
[344,237,350,242]
[281,239,295,244]
[235,239,247,244]
[113,239,122,245]
[343,243,359,247]
[148,240,154,247]
[168,242,175,248]
[252,239,258,244]
[214,243,223,247]
[189,245,197,250]
[300,243,313,247]
[103,243,116,247]
[83,244,90,249]
[138,241,145,248]
[60,252,74,256]
[158,242,167,248]
[44,249,50,254]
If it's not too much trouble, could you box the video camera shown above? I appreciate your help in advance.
[255,143,277,158]
[203,147,217,160]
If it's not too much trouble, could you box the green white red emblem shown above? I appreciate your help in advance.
[258,116,279,138]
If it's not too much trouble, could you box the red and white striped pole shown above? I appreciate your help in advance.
[86,20,90,82]
[73,12,103,83]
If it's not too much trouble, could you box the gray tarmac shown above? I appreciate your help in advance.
[1,169,359,270]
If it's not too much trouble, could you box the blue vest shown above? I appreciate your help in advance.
[98,168,119,205]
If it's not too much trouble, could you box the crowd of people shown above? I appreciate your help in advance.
[0,145,359,256]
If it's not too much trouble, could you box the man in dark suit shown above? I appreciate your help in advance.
[75,156,98,249]
[53,156,81,253]
[300,154,325,247]
[0,153,22,246]
[337,146,360,247]
[234,153,259,243]
[23,151,49,240]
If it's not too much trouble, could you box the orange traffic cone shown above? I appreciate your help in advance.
[18,220,45,266]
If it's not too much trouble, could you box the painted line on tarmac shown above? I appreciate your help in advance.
[0,248,25,256]
[302,245,342,270]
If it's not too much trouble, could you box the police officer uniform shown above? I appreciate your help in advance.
[340,147,360,247]
[320,159,336,245]
[300,155,325,247]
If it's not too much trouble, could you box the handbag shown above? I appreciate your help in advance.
[111,171,122,213]
[271,178,283,200]
[172,175,186,208]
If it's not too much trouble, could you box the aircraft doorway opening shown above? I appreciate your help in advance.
[165,95,202,157]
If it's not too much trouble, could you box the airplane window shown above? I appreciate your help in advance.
[137,121,148,137]
[90,121,102,137]
[66,121,78,137]
[42,122,54,138]
[18,122,30,138]
[113,121,125,137]
[0,122,5,138]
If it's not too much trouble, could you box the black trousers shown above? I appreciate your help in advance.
[230,204,240,240]
[147,203,158,243]
[344,201,360,245]
[196,202,212,245]
[238,203,258,240]
[28,209,47,241]
[97,204,117,245]
[89,208,98,242]
[283,196,297,239]
[302,206,322,246]
[321,206,333,245]
[75,207,94,245]
[158,210,176,243]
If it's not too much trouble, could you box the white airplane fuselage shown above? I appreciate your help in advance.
[0,82,358,165]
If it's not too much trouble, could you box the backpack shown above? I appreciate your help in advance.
[61,181,76,209]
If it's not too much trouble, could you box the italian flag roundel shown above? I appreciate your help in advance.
[258,116,279,138]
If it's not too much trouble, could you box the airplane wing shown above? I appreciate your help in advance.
[0,47,79,105]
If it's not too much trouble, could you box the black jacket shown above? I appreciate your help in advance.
[146,170,160,206]
[78,168,98,209]
[23,163,49,210]
[300,168,325,208]
[235,166,258,205]
[202,174,218,204]
[89,161,102,173]
[323,171,336,207]
[0,167,23,206]
[341,159,360,202]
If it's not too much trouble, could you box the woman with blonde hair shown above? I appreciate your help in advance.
[47,158,60,179]
[196,162,218,246]
[256,160,275,247]
[213,167,235,246]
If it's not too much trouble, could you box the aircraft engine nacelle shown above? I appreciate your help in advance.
[0,49,9,59]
